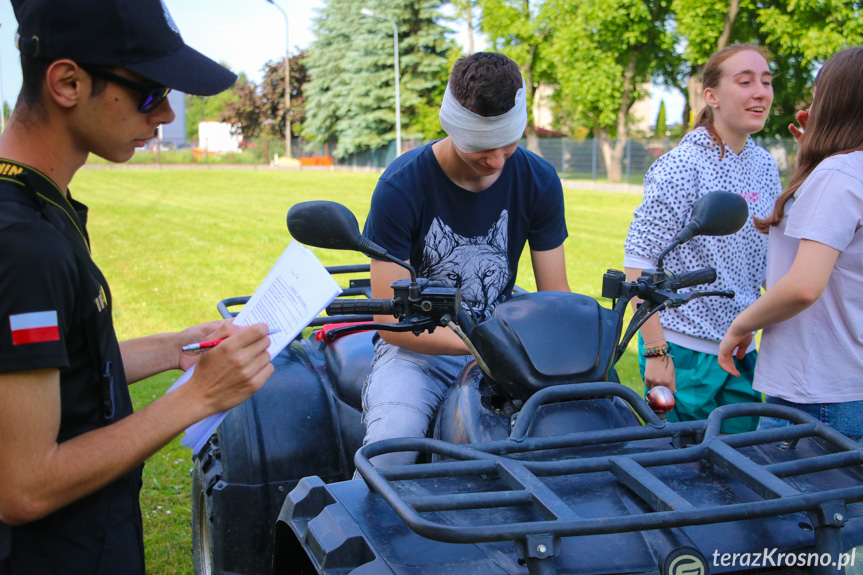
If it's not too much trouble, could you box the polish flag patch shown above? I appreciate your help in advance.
[9,311,60,345]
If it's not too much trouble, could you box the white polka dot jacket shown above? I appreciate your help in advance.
[623,127,782,353]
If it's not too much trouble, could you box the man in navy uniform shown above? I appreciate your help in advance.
[0,1,273,572]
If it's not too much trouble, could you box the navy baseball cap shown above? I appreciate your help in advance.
[11,0,237,96]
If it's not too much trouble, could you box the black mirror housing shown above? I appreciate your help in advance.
[675,190,749,245]
[287,201,364,252]
[286,200,415,280]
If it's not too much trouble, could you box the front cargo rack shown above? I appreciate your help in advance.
[352,383,863,575]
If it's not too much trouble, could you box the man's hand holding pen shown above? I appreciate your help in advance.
[175,319,229,372]
[182,329,281,353]
[177,321,274,419]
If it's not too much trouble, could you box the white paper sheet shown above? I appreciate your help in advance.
[167,241,342,455]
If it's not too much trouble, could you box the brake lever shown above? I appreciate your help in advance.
[657,289,735,309]
[684,289,734,301]
[325,317,438,341]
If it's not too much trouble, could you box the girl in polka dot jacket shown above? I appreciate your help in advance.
[623,44,781,433]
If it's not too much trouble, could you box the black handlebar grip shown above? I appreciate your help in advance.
[326,299,394,316]
[670,268,717,290]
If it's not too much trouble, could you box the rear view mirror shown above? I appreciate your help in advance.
[657,191,750,270]
[286,201,410,278]
[675,190,749,244]
[287,201,364,252]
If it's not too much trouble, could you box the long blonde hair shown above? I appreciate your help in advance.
[755,47,863,232]
[692,44,770,160]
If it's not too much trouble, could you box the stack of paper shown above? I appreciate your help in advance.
[167,241,343,455]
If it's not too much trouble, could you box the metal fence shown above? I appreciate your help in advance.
[119,134,798,182]
[328,136,799,187]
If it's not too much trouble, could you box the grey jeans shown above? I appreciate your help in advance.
[360,338,474,468]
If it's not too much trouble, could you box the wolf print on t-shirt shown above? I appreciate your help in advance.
[420,210,509,321]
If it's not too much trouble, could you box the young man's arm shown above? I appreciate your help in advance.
[0,324,273,526]
[530,245,570,292]
[370,259,470,355]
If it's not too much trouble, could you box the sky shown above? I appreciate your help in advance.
[0,0,682,129]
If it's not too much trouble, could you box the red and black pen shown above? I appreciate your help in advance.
[181,329,282,353]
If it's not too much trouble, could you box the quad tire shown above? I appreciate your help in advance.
[191,435,221,575]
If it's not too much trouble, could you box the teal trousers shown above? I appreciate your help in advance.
[638,336,761,433]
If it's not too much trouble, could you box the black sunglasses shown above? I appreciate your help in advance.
[80,65,172,114]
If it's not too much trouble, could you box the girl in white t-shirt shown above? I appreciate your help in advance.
[719,47,863,440]
[624,44,781,433]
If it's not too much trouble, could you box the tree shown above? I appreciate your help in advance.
[544,0,677,182]
[476,0,554,155]
[757,0,863,135]
[655,100,666,138]
[409,50,460,142]
[672,0,863,137]
[302,0,455,157]
[257,51,309,140]
[220,51,308,145]
[219,80,263,139]
[651,39,692,131]
[449,0,477,54]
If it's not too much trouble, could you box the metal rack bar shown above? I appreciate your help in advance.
[407,490,533,513]
[609,457,693,512]
[767,451,863,478]
[707,440,800,499]
[497,460,583,521]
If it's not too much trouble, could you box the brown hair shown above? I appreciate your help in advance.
[755,47,863,232]
[16,55,52,112]
[692,44,770,159]
[449,52,523,117]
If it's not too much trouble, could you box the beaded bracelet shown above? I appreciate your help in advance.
[643,345,671,358]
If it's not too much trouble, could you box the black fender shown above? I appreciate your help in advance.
[435,363,510,446]
[191,337,361,575]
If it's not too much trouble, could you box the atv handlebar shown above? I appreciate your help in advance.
[321,279,462,340]
[327,298,395,316]
[666,267,717,291]
[612,266,733,363]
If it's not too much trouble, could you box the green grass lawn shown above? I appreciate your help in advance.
[70,168,643,574]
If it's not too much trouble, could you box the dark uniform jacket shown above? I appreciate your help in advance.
[0,161,144,575]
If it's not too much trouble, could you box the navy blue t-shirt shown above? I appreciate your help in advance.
[363,143,567,320]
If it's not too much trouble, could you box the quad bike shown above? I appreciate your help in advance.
[192,192,863,575]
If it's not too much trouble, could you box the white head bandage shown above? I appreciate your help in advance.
[439,78,528,153]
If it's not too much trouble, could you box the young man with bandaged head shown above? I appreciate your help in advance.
[360,52,570,467]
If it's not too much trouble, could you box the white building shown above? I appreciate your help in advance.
[198,121,242,153]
